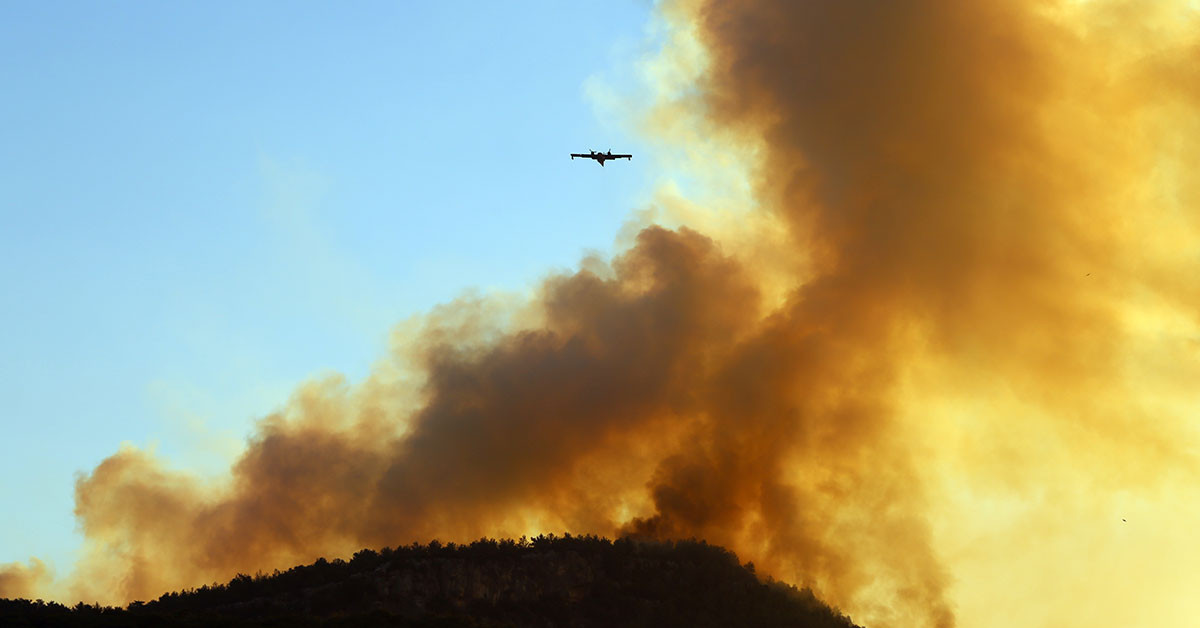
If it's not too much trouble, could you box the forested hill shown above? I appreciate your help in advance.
[1,535,861,627]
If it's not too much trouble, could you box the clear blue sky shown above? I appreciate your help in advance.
[0,1,658,571]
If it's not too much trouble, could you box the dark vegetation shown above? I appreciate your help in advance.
[1,535,860,627]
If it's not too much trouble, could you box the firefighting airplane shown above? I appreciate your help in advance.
[570,149,632,166]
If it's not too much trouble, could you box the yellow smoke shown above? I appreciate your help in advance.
[651,0,1200,626]
[4,2,1200,627]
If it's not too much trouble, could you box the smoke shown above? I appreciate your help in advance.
[669,1,1200,625]
[6,1,1200,626]
[0,559,49,601]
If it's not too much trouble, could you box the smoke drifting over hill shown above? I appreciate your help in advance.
[5,1,1200,626]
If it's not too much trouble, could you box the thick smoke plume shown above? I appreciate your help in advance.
[6,1,1200,626]
[0,559,48,601]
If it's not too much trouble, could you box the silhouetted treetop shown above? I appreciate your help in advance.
[1,535,860,627]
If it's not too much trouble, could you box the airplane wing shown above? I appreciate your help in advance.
[570,152,631,164]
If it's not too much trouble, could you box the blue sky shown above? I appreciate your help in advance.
[0,1,659,571]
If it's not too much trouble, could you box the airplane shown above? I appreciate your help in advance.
[570,149,632,166]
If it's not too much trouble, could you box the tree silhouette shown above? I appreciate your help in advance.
[1,536,860,628]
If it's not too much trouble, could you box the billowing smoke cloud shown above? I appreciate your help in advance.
[6,1,1200,627]
[670,1,1200,625]
[0,559,49,601]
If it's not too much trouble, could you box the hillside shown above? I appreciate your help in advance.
[1,535,861,627]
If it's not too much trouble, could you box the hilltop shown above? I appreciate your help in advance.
[1,535,860,627]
